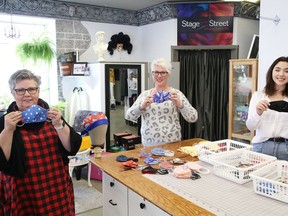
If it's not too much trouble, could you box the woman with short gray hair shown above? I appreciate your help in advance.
[0,69,81,215]
[126,58,198,147]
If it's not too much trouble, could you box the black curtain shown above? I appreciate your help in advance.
[179,49,231,141]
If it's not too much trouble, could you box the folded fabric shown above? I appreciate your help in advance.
[116,155,138,162]
[178,146,198,157]
[142,166,158,174]
[153,90,170,103]
[172,165,191,179]
[116,155,128,162]
[172,161,210,178]
[120,160,138,169]
[151,148,165,156]
[81,111,108,135]
[139,152,151,158]
[21,104,47,124]
[143,157,159,165]
[184,162,210,174]
[159,161,174,170]
[151,148,174,156]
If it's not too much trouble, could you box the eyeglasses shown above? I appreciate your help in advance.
[151,71,168,77]
[14,87,39,96]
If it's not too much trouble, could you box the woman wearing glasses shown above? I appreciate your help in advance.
[126,58,198,147]
[0,69,82,215]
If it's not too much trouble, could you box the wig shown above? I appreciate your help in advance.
[107,32,133,55]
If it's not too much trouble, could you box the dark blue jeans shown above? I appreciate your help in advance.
[253,140,288,161]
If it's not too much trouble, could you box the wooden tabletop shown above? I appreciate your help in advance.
[90,138,215,216]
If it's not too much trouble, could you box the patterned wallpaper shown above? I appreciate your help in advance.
[0,0,259,26]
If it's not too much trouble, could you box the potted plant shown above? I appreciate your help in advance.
[16,33,56,66]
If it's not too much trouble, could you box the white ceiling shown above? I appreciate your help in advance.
[59,0,214,11]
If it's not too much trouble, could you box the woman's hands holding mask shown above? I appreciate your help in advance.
[47,108,63,128]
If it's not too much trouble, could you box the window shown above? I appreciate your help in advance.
[0,14,57,109]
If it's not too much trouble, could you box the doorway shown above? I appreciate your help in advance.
[104,64,142,151]
[171,45,239,141]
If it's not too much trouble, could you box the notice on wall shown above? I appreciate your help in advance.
[177,3,234,45]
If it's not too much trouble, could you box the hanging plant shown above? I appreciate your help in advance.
[16,33,56,66]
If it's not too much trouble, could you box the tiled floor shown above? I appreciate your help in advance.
[75,167,103,216]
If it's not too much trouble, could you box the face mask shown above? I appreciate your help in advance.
[21,104,48,124]
[153,90,170,103]
[269,100,288,112]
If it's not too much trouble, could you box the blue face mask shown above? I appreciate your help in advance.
[153,90,170,103]
[21,104,48,124]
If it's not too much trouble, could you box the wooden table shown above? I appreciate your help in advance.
[90,138,215,216]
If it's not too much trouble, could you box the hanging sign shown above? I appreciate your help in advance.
[177,3,234,45]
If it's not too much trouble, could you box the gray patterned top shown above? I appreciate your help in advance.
[125,87,198,147]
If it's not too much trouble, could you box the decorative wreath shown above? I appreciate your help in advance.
[107,32,133,55]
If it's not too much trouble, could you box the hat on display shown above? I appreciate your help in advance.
[81,111,108,135]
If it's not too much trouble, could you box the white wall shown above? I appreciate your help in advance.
[139,19,178,62]
[258,0,288,90]
[233,17,259,59]
[80,22,142,62]
[80,19,177,64]
[79,16,260,92]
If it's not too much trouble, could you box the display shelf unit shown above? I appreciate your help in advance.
[228,58,258,143]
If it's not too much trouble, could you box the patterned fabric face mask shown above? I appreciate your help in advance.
[153,90,170,103]
[21,104,48,124]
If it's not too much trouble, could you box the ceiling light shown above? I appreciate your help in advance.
[4,9,20,39]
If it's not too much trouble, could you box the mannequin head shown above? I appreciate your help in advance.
[82,111,109,148]
[89,124,108,147]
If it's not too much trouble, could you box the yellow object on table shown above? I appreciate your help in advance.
[79,135,92,151]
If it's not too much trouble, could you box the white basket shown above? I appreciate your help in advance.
[196,139,252,164]
[212,149,277,184]
[250,160,288,203]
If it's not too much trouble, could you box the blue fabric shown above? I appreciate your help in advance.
[81,118,109,135]
[253,140,288,161]
[153,90,170,103]
[21,104,47,124]
[143,157,159,165]
[151,147,165,156]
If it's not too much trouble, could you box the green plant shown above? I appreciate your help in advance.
[16,33,56,66]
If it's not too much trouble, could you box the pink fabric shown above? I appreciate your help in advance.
[172,166,191,179]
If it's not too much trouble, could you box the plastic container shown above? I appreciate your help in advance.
[250,160,288,203]
[196,139,252,164]
[211,149,277,184]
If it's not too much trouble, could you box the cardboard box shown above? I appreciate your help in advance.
[120,135,141,150]
[113,132,132,145]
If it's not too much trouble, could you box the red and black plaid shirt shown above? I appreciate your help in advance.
[0,122,75,216]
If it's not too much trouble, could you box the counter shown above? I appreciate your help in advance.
[90,138,214,216]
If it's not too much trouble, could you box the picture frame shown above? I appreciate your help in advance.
[72,62,87,75]
[59,62,73,76]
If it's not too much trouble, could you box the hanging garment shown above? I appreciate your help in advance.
[65,88,90,126]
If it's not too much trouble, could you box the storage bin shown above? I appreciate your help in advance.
[113,132,132,145]
[196,139,252,164]
[211,149,277,184]
[250,160,288,203]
